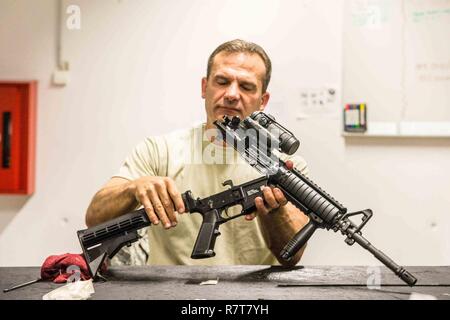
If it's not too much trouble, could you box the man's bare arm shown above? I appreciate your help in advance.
[85,177,138,227]
[85,176,186,228]
[257,200,309,267]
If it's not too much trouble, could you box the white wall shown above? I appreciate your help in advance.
[0,0,449,267]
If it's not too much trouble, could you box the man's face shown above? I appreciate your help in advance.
[202,52,270,129]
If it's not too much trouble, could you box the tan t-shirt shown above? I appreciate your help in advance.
[114,123,308,265]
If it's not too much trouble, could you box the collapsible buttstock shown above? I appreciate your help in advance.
[77,209,150,278]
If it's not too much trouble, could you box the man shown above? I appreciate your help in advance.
[85,39,309,266]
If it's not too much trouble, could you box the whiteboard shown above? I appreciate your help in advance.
[342,0,450,135]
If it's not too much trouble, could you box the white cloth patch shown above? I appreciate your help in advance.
[409,292,437,300]
[199,278,219,285]
[43,279,95,300]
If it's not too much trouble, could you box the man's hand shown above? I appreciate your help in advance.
[242,160,309,265]
[245,160,293,221]
[245,186,289,221]
[130,176,185,229]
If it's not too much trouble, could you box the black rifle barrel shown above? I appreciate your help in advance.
[275,166,417,286]
[351,232,417,286]
[214,113,418,287]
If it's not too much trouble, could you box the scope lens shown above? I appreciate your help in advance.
[280,133,300,155]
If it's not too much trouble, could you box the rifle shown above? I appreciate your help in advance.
[214,111,417,286]
[78,176,270,279]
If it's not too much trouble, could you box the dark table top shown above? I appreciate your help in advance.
[1,265,449,300]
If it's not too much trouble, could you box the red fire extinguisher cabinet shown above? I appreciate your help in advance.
[0,81,37,194]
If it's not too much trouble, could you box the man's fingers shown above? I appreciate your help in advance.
[255,197,270,215]
[165,178,185,214]
[273,187,288,206]
[262,186,279,210]
[155,181,177,227]
[136,191,159,225]
[147,186,172,229]
[285,160,294,170]
[245,212,257,221]
[133,176,183,229]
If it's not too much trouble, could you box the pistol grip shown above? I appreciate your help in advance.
[191,211,221,259]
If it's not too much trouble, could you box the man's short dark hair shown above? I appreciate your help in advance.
[206,39,272,93]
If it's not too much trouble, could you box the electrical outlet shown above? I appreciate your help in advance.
[52,70,70,86]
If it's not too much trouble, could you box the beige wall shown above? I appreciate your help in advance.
[0,0,449,266]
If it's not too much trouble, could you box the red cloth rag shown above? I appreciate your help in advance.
[40,253,92,283]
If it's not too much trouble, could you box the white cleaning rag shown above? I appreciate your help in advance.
[43,279,95,300]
